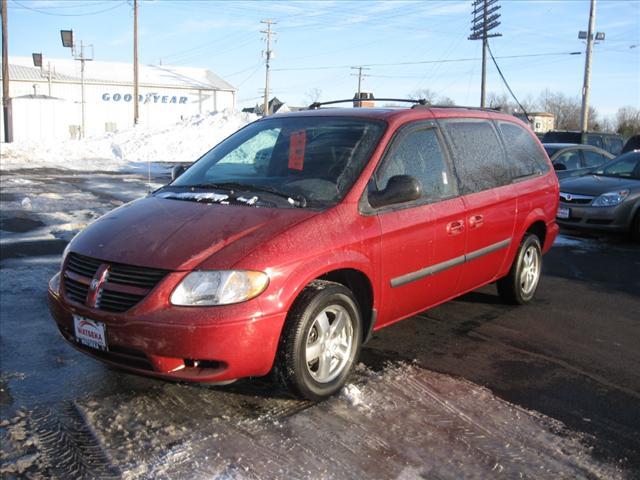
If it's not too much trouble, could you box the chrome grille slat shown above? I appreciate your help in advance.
[63,277,89,304]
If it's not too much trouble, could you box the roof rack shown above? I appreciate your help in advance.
[307,98,502,112]
[411,104,502,112]
[308,98,428,109]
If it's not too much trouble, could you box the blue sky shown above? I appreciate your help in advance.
[7,0,640,117]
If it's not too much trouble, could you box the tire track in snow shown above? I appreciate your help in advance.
[30,402,120,479]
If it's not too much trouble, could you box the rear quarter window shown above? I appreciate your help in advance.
[498,121,550,177]
[439,119,512,194]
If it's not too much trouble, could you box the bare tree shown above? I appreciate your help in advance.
[408,89,455,106]
[614,106,640,137]
[537,90,598,131]
[408,88,438,104]
[487,92,513,112]
[304,88,322,105]
[436,96,456,106]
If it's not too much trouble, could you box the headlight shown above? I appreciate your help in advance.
[591,189,629,207]
[170,270,269,306]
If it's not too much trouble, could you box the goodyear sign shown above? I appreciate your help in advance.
[102,93,188,104]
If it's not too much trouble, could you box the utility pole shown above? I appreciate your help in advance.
[133,0,139,125]
[61,30,93,139]
[261,19,276,116]
[579,0,604,132]
[350,66,371,107]
[2,0,13,143]
[469,0,502,107]
[79,41,88,139]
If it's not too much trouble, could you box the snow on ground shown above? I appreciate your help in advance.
[0,360,624,479]
[0,110,258,172]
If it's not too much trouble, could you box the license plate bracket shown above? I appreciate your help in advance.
[73,315,108,351]
[557,207,570,219]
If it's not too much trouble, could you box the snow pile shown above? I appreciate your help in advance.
[0,109,258,172]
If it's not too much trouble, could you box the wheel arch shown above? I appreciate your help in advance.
[274,252,377,344]
[316,268,375,343]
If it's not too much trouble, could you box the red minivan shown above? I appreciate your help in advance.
[48,103,559,400]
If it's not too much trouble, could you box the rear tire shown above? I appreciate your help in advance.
[497,234,542,305]
[275,280,362,401]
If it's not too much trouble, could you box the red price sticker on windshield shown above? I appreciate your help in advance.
[288,130,306,171]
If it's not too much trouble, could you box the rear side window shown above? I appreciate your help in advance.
[498,121,550,177]
[440,119,511,194]
[376,126,455,201]
[554,150,582,170]
[583,150,609,168]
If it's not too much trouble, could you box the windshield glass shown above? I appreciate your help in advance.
[170,116,386,207]
[597,152,640,179]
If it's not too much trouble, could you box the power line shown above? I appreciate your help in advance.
[11,0,127,16]
[9,0,114,10]
[272,51,582,72]
[486,42,529,118]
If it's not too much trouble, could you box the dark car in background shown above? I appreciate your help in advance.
[557,151,640,241]
[544,143,614,179]
[542,130,624,156]
[622,135,640,154]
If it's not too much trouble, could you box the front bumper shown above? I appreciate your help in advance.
[48,286,287,383]
[556,202,632,232]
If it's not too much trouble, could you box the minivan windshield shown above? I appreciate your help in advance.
[170,116,386,207]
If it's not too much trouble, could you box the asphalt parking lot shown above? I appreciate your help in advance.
[1,168,638,478]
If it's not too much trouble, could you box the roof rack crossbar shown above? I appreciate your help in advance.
[308,98,428,109]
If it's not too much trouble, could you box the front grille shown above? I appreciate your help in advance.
[63,253,168,313]
[559,192,594,205]
[99,290,146,313]
[67,253,102,277]
[107,264,167,288]
[64,277,90,304]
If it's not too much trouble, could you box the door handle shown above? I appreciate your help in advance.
[468,214,484,229]
[446,220,465,235]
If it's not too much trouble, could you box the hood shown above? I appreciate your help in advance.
[559,175,640,196]
[69,196,318,270]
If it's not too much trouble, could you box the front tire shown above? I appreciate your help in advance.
[497,234,542,305]
[275,280,362,401]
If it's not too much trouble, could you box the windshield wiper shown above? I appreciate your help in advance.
[182,182,308,207]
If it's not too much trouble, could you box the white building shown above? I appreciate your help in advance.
[1,57,236,142]
[515,112,555,134]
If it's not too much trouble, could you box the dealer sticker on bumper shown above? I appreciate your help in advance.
[557,207,570,219]
[73,315,108,351]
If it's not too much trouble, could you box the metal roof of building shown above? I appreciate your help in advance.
[2,57,236,91]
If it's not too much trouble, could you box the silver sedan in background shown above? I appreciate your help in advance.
[544,143,614,179]
[557,151,640,241]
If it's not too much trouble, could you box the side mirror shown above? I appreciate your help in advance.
[171,165,188,181]
[553,163,567,171]
[368,175,422,208]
